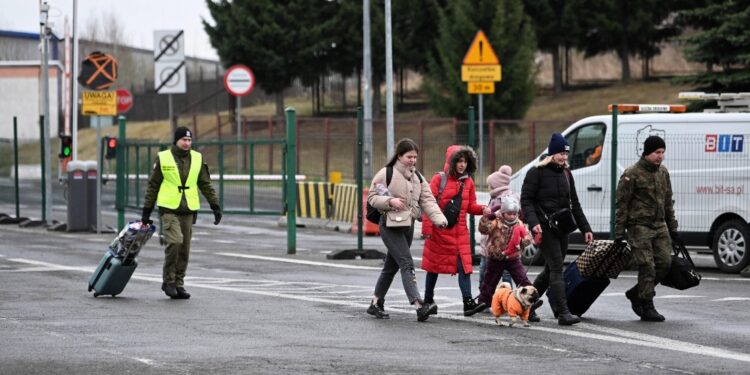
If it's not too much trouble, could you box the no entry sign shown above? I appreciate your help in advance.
[223,65,255,97]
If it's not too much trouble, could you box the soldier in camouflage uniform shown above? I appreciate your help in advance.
[142,127,222,299]
[615,135,677,322]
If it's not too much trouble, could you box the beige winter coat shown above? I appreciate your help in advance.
[368,160,447,227]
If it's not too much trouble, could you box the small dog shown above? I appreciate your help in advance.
[491,282,540,327]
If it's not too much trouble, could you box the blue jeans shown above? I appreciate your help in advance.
[424,256,472,301]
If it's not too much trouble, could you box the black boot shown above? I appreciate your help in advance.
[557,309,581,326]
[528,299,543,322]
[625,286,642,317]
[162,283,178,299]
[640,300,665,322]
[367,298,390,319]
[175,286,191,299]
[416,300,437,322]
[424,297,438,315]
[463,297,486,317]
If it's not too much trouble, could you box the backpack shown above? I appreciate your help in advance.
[365,166,423,224]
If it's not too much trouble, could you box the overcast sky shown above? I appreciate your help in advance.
[0,0,219,60]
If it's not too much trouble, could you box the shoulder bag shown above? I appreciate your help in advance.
[660,239,702,290]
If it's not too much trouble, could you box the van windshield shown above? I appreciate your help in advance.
[566,123,606,170]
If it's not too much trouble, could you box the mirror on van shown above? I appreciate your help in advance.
[566,123,606,170]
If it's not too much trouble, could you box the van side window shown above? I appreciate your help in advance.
[565,123,606,170]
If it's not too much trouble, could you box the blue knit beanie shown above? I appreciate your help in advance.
[548,133,569,155]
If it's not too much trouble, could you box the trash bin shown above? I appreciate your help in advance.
[85,160,98,231]
[66,160,88,231]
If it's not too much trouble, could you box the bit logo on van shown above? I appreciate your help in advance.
[705,134,744,153]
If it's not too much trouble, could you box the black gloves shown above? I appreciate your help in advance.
[211,204,222,225]
[141,207,153,225]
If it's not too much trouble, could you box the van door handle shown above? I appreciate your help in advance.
[587,185,603,191]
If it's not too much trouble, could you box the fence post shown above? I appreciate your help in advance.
[13,117,20,219]
[488,120,495,176]
[418,119,424,172]
[609,104,619,239]
[529,120,537,161]
[39,115,46,223]
[116,115,127,230]
[451,117,457,144]
[356,107,363,251]
[324,118,331,180]
[268,117,274,174]
[286,107,297,254]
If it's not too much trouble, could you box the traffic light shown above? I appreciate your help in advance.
[104,136,117,159]
[59,135,72,158]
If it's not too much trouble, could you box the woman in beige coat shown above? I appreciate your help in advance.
[366,138,447,322]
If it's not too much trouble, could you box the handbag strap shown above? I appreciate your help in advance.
[672,238,695,266]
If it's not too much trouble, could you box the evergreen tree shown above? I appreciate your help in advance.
[677,1,750,91]
[424,0,536,119]
[523,0,582,93]
[575,0,678,82]
[204,0,329,116]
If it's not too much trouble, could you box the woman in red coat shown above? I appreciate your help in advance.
[422,145,489,316]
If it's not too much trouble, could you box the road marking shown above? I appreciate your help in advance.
[217,252,383,270]
[5,256,750,364]
[216,240,235,244]
[712,297,750,302]
[657,295,704,299]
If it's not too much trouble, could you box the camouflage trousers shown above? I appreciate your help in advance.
[161,213,194,287]
[628,224,672,300]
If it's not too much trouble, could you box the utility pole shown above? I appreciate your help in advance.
[362,0,373,179]
[72,0,79,160]
[384,0,394,158]
[40,0,52,224]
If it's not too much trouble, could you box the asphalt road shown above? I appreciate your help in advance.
[1,207,749,374]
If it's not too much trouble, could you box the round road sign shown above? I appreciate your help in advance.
[116,88,133,113]
[223,65,255,97]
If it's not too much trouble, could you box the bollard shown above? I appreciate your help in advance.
[85,160,98,231]
[66,160,88,231]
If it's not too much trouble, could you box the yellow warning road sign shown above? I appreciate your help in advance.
[463,30,499,65]
[468,82,495,94]
[82,91,117,116]
[461,65,502,82]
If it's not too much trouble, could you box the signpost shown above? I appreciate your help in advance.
[116,88,133,114]
[81,90,117,234]
[462,30,502,189]
[154,30,186,132]
[223,64,256,171]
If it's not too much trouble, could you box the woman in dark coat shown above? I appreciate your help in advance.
[521,133,593,325]
[421,145,488,316]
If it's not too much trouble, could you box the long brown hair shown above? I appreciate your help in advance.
[386,138,419,167]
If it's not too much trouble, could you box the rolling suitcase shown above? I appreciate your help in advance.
[563,261,610,317]
[88,221,155,297]
[549,261,610,317]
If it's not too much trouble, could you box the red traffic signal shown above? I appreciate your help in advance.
[59,135,72,158]
[104,136,117,159]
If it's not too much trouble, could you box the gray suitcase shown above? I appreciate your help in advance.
[87,221,155,297]
[88,253,138,297]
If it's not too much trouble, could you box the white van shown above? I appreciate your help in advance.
[510,98,750,273]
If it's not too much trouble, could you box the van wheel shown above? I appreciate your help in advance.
[713,220,750,273]
[521,244,544,266]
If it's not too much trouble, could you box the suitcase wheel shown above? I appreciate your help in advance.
[93,293,100,298]
[88,285,92,292]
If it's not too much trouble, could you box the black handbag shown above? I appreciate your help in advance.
[661,239,701,290]
[545,207,577,235]
[365,167,423,224]
[442,182,463,228]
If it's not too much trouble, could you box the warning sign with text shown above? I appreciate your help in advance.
[82,91,117,116]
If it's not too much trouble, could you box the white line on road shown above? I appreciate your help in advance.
[217,252,383,270]
[5,256,750,364]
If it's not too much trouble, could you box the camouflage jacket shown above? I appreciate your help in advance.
[614,157,678,237]
[142,146,219,215]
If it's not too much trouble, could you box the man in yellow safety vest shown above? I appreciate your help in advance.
[142,126,221,299]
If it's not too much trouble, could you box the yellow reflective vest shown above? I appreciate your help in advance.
[156,150,202,210]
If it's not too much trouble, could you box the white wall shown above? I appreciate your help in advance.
[0,66,60,140]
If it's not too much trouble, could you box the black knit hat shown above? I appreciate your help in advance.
[173,126,192,145]
[548,133,570,155]
[642,135,666,156]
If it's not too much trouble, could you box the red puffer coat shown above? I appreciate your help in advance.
[421,145,485,275]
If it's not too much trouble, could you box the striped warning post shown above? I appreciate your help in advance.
[296,182,332,219]
[331,183,357,223]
